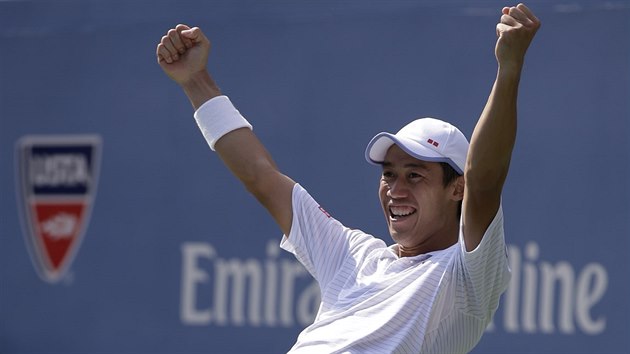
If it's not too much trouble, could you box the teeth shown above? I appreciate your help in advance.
[390,206,415,217]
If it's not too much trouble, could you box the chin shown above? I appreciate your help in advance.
[388,230,408,244]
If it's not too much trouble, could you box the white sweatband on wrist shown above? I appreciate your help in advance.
[193,95,253,151]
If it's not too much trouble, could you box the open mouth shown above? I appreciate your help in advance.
[389,206,416,220]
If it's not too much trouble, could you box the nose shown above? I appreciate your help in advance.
[387,177,408,199]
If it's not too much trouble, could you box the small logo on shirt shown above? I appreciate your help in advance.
[318,205,331,218]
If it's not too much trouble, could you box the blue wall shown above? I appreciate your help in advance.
[1,1,629,353]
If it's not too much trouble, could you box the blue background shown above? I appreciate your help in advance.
[1,1,628,353]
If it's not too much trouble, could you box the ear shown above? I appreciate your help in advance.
[450,175,465,201]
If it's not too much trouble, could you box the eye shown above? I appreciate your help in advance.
[408,172,423,180]
[382,170,394,179]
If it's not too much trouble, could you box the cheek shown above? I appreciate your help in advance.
[378,182,387,200]
[415,190,438,210]
[421,191,448,212]
[378,185,390,215]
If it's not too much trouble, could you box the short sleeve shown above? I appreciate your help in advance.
[457,205,511,317]
[280,184,375,293]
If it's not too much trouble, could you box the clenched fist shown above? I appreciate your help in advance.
[495,3,540,67]
[156,24,211,86]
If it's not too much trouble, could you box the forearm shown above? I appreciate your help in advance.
[190,86,281,187]
[462,64,522,251]
[214,126,296,236]
[466,2,540,190]
[181,70,222,110]
[466,64,522,191]
[215,128,280,188]
[192,90,296,235]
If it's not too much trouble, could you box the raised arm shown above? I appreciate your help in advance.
[462,4,540,251]
[156,25,296,236]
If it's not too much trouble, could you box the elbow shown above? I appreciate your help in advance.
[240,159,280,200]
[464,162,509,195]
[241,160,270,192]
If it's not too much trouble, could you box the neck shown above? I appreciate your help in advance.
[397,220,459,258]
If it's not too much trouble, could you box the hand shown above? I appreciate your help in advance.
[495,3,541,68]
[156,24,210,85]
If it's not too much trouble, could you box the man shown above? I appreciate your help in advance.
[156,3,540,353]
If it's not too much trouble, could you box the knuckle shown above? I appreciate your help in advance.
[158,46,171,57]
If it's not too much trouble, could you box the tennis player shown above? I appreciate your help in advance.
[157,3,540,353]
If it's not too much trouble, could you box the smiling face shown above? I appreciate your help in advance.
[379,145,463,256]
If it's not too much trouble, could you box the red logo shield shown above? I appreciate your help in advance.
[16,135,102,283]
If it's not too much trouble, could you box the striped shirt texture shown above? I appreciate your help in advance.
[280,184,511,354]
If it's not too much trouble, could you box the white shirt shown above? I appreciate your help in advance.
[281,184,510,354]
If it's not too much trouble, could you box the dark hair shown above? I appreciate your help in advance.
[439,162,461,188]
[440,162,463,217]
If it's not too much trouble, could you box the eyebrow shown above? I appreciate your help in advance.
[381,161,431,170]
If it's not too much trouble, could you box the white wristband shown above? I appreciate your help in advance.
[193,95,253,151]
